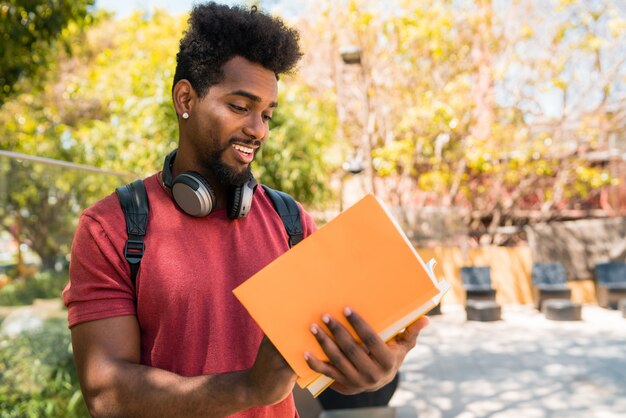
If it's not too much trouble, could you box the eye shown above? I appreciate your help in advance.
[263,114,273,122]
[229,104,247,113]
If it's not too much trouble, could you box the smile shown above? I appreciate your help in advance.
[233,144,254,155]
[231,143,257,165]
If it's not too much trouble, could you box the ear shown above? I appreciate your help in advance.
[172,80,195,118]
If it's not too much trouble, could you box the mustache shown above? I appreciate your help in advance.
[228,137,262,148]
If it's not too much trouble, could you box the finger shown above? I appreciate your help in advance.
[328,380,361,396]
[320,313,372,368]
[396,316,429,345]
[343,308,391,365]
[388,316,429,354]
[303,348,375,392]
[309,322,360,382]
[407,315,430,333]
[303,350,342,380]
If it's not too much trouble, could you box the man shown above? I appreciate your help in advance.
[62,3,429,417]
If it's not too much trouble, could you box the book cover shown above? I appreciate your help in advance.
[233,194,449,396]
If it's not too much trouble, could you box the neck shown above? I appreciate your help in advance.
[169,147,230,210]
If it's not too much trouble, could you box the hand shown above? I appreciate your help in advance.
[245,337,297,406]
[304,308,429,395]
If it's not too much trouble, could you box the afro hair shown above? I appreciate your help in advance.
[173,2,303,97]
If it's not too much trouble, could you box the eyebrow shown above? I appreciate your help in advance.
[229,89,278,108]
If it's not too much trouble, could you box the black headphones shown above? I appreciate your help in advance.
[161,149,257,219]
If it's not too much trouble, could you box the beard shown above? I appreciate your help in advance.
[211,158,253,187]
[201,140,254,187]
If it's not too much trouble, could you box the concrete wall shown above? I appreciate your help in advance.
[416,246,597,306]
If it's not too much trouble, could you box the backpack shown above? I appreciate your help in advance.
[115,179,303,286]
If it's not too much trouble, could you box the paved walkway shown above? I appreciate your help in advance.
[390,304,626,418]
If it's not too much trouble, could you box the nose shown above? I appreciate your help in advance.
[242,113,268,141]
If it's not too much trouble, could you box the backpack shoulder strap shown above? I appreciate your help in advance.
[116,179,149,286]
[261,185,303,248]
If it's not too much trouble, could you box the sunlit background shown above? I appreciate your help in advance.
[0,0,625,416]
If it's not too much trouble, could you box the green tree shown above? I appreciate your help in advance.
[0,10,179,273]
[296,0,624,244]
[258,83,338,206]
[0,9,339,270]
[0,0,94,105]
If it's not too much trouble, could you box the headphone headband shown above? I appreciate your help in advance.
[162,149,177,189]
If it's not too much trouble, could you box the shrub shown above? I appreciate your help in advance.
[0,271,68,306]
[0,318,88,417]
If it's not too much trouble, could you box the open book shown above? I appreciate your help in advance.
[233,194,449,396]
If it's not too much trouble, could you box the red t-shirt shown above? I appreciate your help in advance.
[62,173,316,417]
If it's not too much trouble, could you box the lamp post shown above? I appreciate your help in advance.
[339,149,364,212]
[342,151,364,175]
[339,45,377,196]
[339,45,362,65]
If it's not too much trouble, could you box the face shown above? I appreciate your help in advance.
[178,56,278,187]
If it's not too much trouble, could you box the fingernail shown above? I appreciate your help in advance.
[343,307,352,317]
[304,352,311,361]
[322,314,330,324]
[310,324,318,335]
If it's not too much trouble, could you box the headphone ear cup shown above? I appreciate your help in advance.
[171,172,216,217]
[227,177,258,219]
[228,186,243,220]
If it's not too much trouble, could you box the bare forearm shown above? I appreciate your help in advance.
[84,361,257,418]
[71,318,294,417]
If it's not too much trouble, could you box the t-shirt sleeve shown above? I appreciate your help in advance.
[62,212,136,328]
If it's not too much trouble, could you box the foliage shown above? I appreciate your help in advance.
[257,83,339,206]
[0,318,88,417]
[0,10,182,271]
[0,0,95,105]
[0,9,340,268]
[296,0,625,243]
[2,1,624,257]
[0,271,68,306]
[0,156,114,271]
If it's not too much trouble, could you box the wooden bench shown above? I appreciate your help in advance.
[595,262,626,309]
[466,300,501,322]
[531,262,572,311]
[542,299,582,321]
[461,266,496,302]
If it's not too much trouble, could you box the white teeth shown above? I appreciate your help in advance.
[233,144,253,154]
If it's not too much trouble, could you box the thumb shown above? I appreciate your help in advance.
[394,316,429,346]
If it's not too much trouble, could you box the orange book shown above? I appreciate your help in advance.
[233,194,449,396]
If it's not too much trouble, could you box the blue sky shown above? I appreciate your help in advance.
[95,0,242,18]
[94,0,303,19]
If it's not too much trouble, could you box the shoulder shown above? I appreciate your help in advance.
[255,185,317,237]
[79,174,162,239]
[79,190,124,236]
